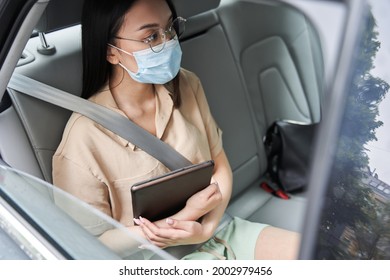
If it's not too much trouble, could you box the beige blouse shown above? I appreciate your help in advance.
[52,69,223,235]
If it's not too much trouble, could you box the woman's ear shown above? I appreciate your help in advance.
[107,45,120,65]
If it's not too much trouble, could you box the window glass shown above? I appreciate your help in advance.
[0,166,173,260]
[315,0,390,259]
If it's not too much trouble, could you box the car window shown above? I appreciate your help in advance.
[0,211,31,260]
[314,0,390,259]
[0,165,174,260]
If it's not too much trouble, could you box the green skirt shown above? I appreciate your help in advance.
[182,217,268,260]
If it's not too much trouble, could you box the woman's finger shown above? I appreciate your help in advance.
[139,216,177,243]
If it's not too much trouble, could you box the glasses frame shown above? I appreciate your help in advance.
[114,16,187,53]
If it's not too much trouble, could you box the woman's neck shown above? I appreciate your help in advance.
[109,67,155,108]
[108,67,157,135]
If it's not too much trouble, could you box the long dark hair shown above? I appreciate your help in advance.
[81,0,181,107]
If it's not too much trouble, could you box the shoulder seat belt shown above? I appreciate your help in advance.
[8,73,192,171]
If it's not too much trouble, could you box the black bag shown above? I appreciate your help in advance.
[263,120,319,195]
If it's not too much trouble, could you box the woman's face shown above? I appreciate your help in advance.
[109,0,173,73]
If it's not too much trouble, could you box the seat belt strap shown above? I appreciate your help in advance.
[8,73,192,171]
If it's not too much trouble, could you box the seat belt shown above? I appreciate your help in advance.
[8,73,192,171]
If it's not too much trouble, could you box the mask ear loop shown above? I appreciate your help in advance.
[107,44,138,76]
[107,43,134,56]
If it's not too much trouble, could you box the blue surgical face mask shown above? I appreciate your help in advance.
[108,38,182,84]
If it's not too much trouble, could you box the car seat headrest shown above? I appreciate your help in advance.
[172,0,220,19]
[35,0,84,33]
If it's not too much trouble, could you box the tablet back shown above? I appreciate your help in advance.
[131,160,214,221]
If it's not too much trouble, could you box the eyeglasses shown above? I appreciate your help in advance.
[114,17,186,53]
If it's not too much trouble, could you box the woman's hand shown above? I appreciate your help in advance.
[184,182,222,220]
[134,216,211,248]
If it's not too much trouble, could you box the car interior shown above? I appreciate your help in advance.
[0,0,325,257]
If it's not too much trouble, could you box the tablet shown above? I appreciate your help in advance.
[131,160,214,221]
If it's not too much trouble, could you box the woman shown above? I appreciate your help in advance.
[53,0,300,260]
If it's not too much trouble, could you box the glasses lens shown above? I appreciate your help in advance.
[150,30,166,53]
[172,17,186,39]
[150,17,186,52]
